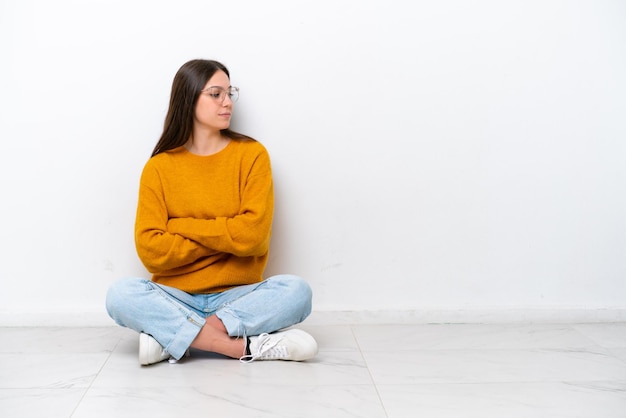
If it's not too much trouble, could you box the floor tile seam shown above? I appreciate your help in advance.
[568,325,626,350]
[0,378,103,390]
[67,333,124,417]
[350,325,390,418]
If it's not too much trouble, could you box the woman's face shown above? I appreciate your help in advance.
[194,70,233,132]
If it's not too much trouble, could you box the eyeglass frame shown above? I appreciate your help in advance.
[200,86,240,103]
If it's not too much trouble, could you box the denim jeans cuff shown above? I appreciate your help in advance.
[165,314,205,360]
[216,308,244,338]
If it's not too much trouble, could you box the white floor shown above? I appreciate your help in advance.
[1,323,625,418]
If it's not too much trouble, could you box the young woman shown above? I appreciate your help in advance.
[106,59,317,365]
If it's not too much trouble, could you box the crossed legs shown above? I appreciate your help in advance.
[106,275,313,360]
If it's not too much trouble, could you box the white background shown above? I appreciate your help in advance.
[1,0,625,324]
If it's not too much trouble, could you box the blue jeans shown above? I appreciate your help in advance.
[105,275,312,360]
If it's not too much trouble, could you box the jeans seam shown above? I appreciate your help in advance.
[149,281,205,328]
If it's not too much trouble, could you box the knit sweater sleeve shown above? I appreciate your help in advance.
[166,149,274,257]
[134,162,217,273]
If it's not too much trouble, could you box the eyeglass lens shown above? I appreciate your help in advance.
[206,87,239,102]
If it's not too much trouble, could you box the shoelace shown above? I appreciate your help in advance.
[239,333,286,363]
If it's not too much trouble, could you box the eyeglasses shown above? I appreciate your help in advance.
[200,86,239,103]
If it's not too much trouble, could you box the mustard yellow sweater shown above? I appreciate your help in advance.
[134,139,274,293]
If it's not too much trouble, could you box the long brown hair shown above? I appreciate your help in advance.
[151,59,251,157]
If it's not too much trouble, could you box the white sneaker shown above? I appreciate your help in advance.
[240,329,318,363]
[139,333,171,366]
